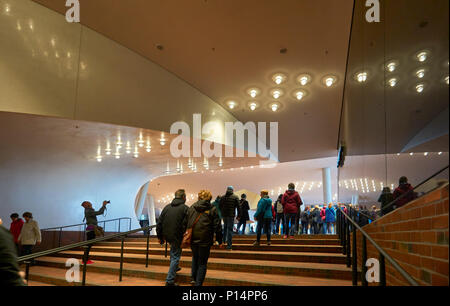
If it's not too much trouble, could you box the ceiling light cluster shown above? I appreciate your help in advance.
[95,133,158,162]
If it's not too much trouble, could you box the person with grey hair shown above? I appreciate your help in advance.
[156,189,189,286]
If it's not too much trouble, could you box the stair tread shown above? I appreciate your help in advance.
[29,260,351,286]
[38,255,351,272]
[60,249,346,257]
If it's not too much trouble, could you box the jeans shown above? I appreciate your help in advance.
[166,242,182,284]
[274,213,284,235]
[256,218,272,242]
[191,244,211,286]
[85,230,96,260]
[326,222,335,234]
[236,219,247,235]
[223,217,235,248]
[284,213,297,236]
[301,222,308,234]
[311,222,318,234]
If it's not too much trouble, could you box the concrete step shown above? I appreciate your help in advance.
[123,234,339,241]
[40,251,352,280]
[29,258,352,286]
[95,242,342,253]
[103,239,341,246]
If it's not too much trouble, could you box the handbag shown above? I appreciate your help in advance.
[94,225,105,237]
[181,212,203,249]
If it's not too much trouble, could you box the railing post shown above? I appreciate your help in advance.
[145,227,150,268]
[352,218,358,286]
[346,218,351,268]
[119,235,125,281]
[118,219,121,233]
[342,213,347,255]
[59,227,62,247]
[81,246,89,286]
[362,235,368,286]
[129,219,131,232]
[379,253,386,286]
[24,261,31,283]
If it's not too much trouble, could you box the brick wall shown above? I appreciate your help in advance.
[353,184,449,286]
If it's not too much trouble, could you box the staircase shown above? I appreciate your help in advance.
[25,234,352,286]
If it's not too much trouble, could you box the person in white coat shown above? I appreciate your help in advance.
[18,212,41,262]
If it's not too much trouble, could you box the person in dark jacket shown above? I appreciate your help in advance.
[0,225,26,286]
[393,177,417,209]
[81,200,108,264]
[253,190,273,246]
[186,190,222,286]
[378,187,394,216]
[9,213,24,255]
[156,189,189,286]
[236,194,250,235]
[273,194,284,235]
[310,206,321,234]
[300,207,310,234]
[219,186,239,250]
[281,183,303,239]
[212,196,223,220]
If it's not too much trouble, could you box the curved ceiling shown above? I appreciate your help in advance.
[32,0,355,162]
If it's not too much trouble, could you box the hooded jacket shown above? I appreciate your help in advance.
[156,198,188,245]
[238,199,250,221]
[10,218,24,244]
[393,183,417,208]
[219,190,240,218]
[18,219,41,245]
[186,200,223,247]
[254,197,273,220]
[281,189,303,214]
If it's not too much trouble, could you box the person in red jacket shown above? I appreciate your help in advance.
[281,183,303,239]
[9,213,24,255]
[393,176,417,209]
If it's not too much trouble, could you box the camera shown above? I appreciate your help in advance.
[106,200,110,204]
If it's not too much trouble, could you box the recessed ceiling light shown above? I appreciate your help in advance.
[227,100,237,109]
[416,68,425,79]
[386,61,397,72]
[415,84,424,93]
[424,152,428,156]
[248,102,258,111]
[355,72,368,83]
[438,152,443,155]
[247,88,260,98]
[294,89,307,101]
[96,156,102,162]
[416,51,428,62]
[272,73,287,85]
[323,75,337,87]
[270,89,283,99]
[388,78,397,87]
[297,74,311,86]
[271,103,280,112]
[444,76,449,85]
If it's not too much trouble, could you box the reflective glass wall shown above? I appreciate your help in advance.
[338,0,449,210]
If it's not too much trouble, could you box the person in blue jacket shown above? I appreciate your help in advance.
[253,190,273,246]
[325,203,336,234]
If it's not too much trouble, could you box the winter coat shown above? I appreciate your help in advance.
[219,191,240,218]
[0,226,25,286]
[301,210,310,224]
[156,198,188,245]
[9,218,24,244]
[212,199,222,219]
[84,205,106,229]
[325,207,336,223]
[238,199,250,221]
[254,197,273,220]
[393,183,417,208]
[186,200,223,247]
[18,219,41,245]
[310,208,321,224]
[281,190,303,214]
[378,191,394,215]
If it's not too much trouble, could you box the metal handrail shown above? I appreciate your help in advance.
[19,224,156,285]
[336,207,419,286]
[41,217,132,231]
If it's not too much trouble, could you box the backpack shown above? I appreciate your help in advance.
[276,200,283,214]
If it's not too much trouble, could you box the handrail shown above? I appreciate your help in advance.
[40,217,132,231]
[336,207,419,286]
[18,224,155,262]
[19,224,156,285]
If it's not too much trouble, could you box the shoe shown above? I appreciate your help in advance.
[252,241,260,246]
[83,260,94,265]
[267,241,271,246]
[190,279,196,285]
[176,267,181,272]
[165,282,179,286]
[283,235,288,239]
[225,246,232,251]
